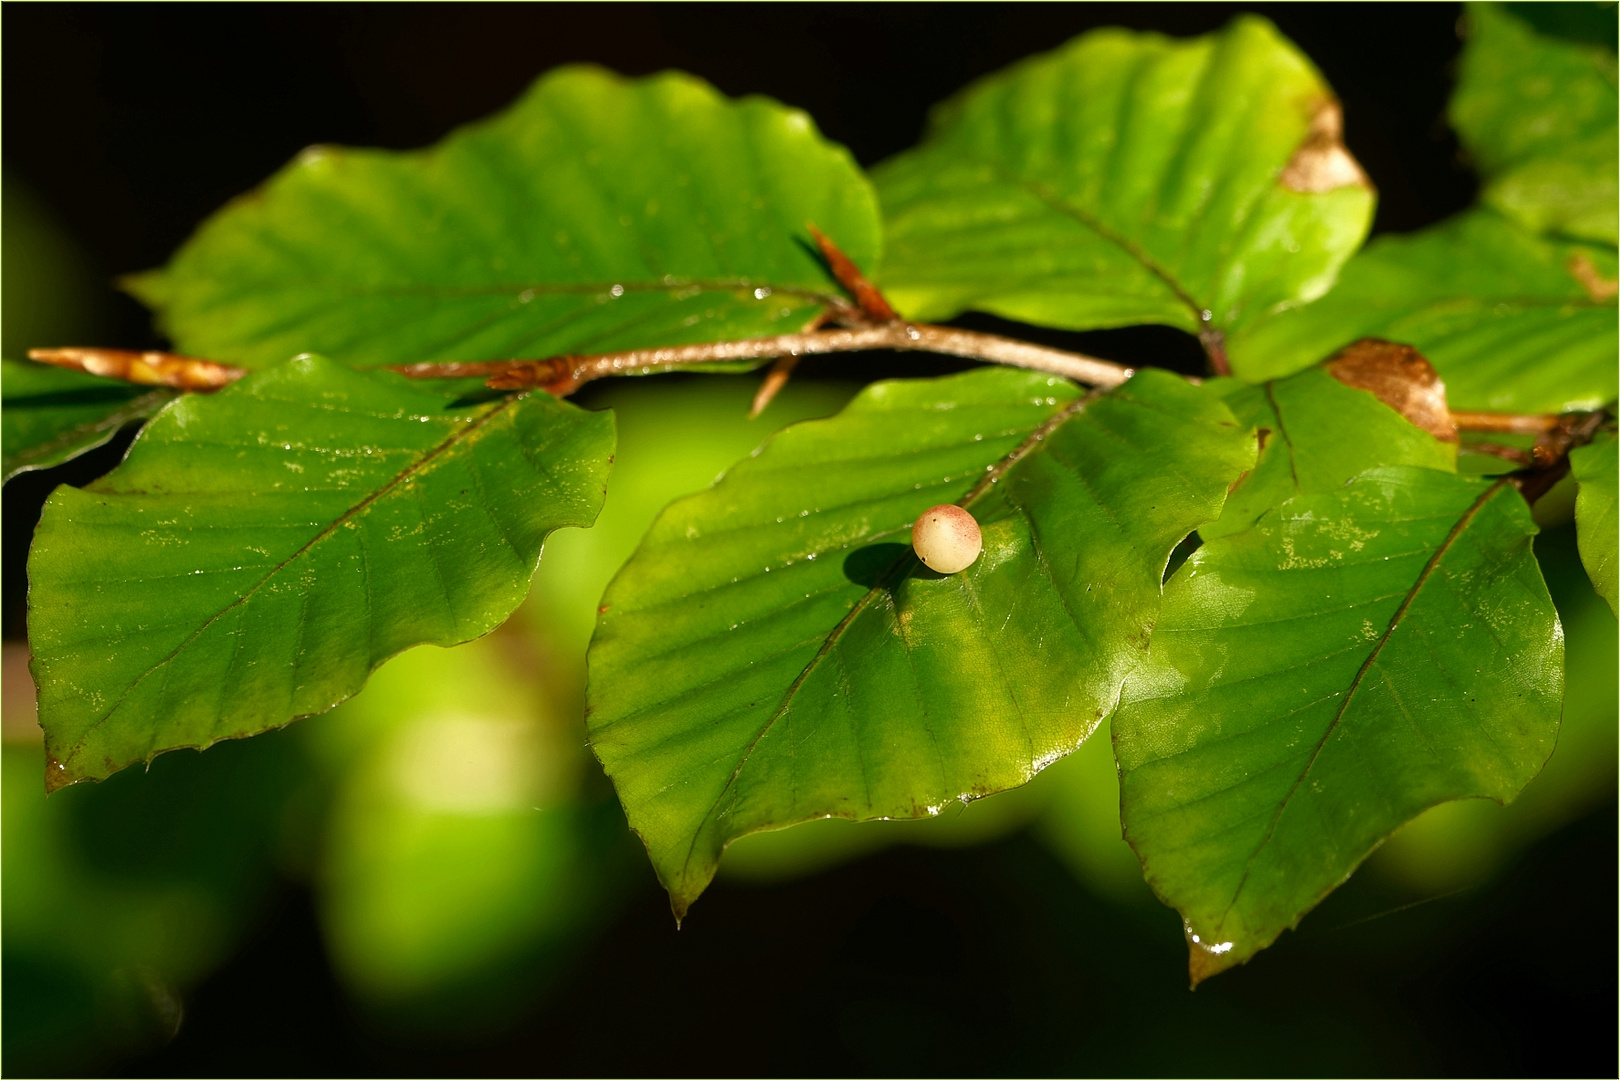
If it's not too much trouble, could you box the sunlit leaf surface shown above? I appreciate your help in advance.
[1570,432,1617,613]
[128,68,880,369]
[1452,3,1618,245]
[1,358,174,481]
[1204,368,1456,541]
[587,367,1254,916]
[873,17,1373,340]
[1227,210,1618,413]
[28,356,614,788]
[1115,467,1562,981]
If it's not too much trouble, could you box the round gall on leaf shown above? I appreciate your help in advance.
[911,504,983,574]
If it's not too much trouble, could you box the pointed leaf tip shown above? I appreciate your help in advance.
[1324,338,1457,442]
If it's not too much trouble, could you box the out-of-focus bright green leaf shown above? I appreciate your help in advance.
[1452,3,1618,245]
[1227,210,1618,413]
[28,355,614,789]
[587,367,1254,917]
[128,68,879,369]
[1,358,174,481]
[1204,369,1457,541]
[1115,467,1561,982]
[1570,432,1617,613]
[312,638,599,1019]
[872,17,1374,339]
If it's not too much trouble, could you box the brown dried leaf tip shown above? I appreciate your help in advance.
[1280,100,1373,194]
[28,347,245,391]
[1325,338,1457,442]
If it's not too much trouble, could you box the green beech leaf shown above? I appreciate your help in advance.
[1227,210,1618,413]
[1452,3,1618,245]
[1,358,175,481]
[127,68,879,369]
[586,367,1254,917]
[872,16,1374,339]
[27,355,614,789]
[1114,467,1561,982]
[1570,432,1618,613]
[1203,368,1456,541]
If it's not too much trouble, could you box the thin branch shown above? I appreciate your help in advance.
[22,341,1605,482]
[1462,441,1532,466]
[1450,411,1563,435]
[1509,411,1611,503]
[390,323,1136,392]
[744,224,898,413]
[28,347,245,390]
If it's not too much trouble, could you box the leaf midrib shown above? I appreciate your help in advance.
[979,159,1209,323]
[193,276,845,305]
[55,392,525,769]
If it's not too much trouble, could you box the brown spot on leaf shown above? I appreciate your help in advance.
[1280,100,1372,194]
[43,755,76,794]
[1187,934,1239,987]
[1325,338,1457,442]
[1567,252,1618,303]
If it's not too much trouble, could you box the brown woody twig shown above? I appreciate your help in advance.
[28,347,245,390]
[1449,411,1564,435]
[389,323,1136,393]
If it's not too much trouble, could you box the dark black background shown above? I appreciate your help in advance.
[4,4,1614,1077]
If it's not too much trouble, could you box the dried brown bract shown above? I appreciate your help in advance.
[27,348,245,391]
[1280,100,1372,194]
[1324,338,1457,442]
